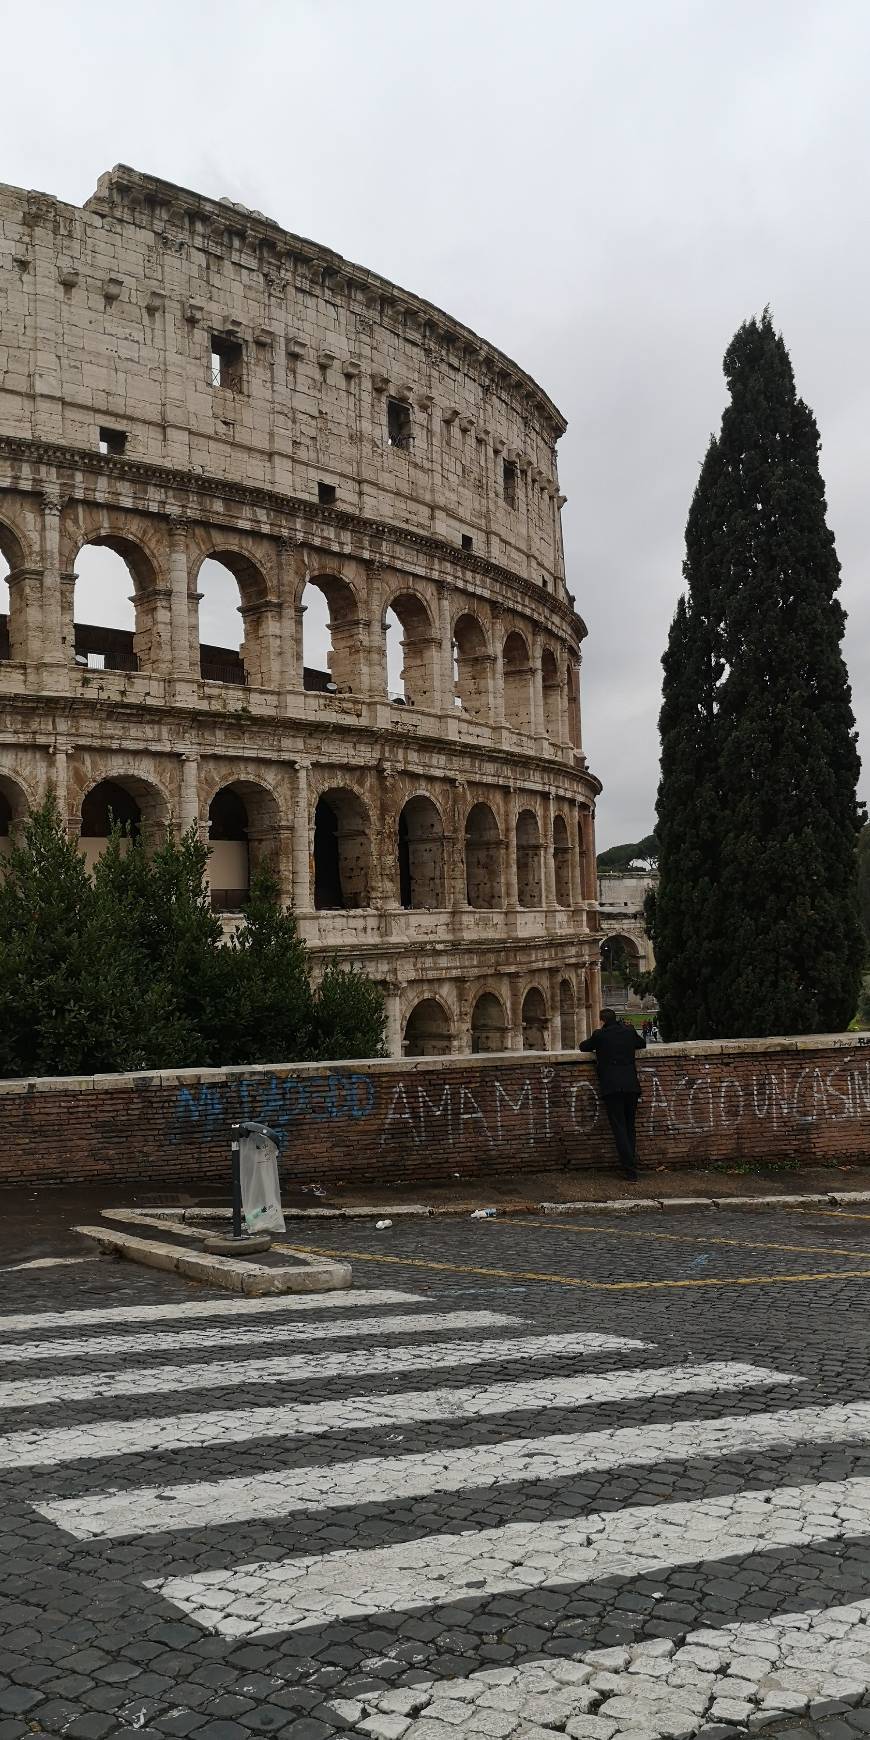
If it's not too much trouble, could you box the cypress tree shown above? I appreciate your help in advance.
[655,311,863,1039]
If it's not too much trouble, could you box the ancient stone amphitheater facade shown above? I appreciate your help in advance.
[0,165,601,1056]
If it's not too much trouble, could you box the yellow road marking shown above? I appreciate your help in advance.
[281,1243,870,1294]
[522,1217,870,1262]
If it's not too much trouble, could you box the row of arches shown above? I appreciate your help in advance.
[404,978,584,1056]
[0,772,593,915]
[0,523,579,739]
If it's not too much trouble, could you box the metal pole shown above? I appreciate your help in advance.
[231,1136,242,1240]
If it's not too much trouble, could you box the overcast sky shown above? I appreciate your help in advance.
[3,0,869,847]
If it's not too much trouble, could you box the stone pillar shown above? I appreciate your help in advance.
[490,608,505,727]
[40,491,69,689]
[449,784,467,910]
[543,795,556,911]
[50,740,69,832]
[507,976,524,1051]
[179,752,200,836]
[437,583,455,715]
[385,986,403,1058]
[503,798,518,912]
[292,760,311,911]
[276,539,301,700]
[136,584,174,676]
[530,628,545,739]
[167,518,191,677]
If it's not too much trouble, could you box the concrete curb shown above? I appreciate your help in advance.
[131,1189,870,1225]
[74,1225,353,1295]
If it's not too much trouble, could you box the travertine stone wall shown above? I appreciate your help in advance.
[0,165,602,1056]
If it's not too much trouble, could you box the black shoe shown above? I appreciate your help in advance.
[620,1169,638,1181]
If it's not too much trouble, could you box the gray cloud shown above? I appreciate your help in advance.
[4,0,869,846]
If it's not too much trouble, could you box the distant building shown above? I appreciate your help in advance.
[597,868,657,1008]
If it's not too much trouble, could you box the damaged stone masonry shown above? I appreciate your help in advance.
[0,165,602,1056]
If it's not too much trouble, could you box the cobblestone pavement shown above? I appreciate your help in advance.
[5,1205,870,1738]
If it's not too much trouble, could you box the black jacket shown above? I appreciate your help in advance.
[579,1021,645,1096]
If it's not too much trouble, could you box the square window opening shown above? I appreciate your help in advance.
[99,426,127,456]
[318,481,337,506]
[387,398,413,450]
[503,459,518,507]
[461,533,473,552]
[210,333,244,391]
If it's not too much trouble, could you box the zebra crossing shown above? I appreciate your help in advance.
[5,1276,870,1738]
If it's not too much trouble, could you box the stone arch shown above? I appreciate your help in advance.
[503,629,532,733]
[0,773,30,862]
[522,984,548,1050]
[314,785,371,909]
[383,591,436,709]
[301,572,362,693]
[541,647,561,738]
[464,801,502,909]
[453,611,490,715]
[0,519,25,661]
[516,808,542,908]
[559,977,576,1049]
[470,990,507,1054]
[71,532,159,673]
[403,996,452,1057]
[601,933,642,1006]
[553,812,571,907]
[193,548,270,687]
[206,777,281,912]
[398,793,445,910]
[78,773,171,871]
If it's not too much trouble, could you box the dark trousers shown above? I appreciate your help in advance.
[603,1092,640,1176]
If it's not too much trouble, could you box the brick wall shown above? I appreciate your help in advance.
[3,1035,870,1190]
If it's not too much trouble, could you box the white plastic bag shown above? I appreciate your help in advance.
[240,1130,285,1234]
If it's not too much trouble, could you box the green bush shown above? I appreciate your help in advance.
[0,798,385,1077]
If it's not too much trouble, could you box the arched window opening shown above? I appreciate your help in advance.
[302,575,359,693]
[383,594,436,709]
[0,777,27,863]
[404,998,451,1058]
[0,553,9,660]
[199,558,245,685]
[516,809,542,908]
[73,544,139,672]
[503,630,532,733]
[208,788,250,912]
[470,991,507,1054]
[80,779,146,873]
[314,789,371,910]
[464,802,502,909]
[453,613,489,714]
[542,648,560,738]
[398,796,445,910]
[601,935,641,1009]
[559,979,576,1049]
[553,814,572,907]
[522,986,548,1050]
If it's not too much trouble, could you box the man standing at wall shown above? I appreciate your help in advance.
[579,1009,646,1180]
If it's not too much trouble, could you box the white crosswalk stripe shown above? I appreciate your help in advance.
[0,1358,793,1471]
[0,1330,648,1410]
[148,1477,870,1636]
[0,1288,426,1332]
[0,1308,518,1364]
[9,1274,870,1736]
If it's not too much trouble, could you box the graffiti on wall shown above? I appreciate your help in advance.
[170,1050,870,1151]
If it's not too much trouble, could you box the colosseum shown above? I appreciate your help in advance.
[0,164,602,1057]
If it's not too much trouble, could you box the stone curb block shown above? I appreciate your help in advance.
[74,1225,353,1295]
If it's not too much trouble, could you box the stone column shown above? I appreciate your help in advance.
[503,796,518,912]
[449,783,467,910]
[179,752,200,836]
[50,740,69,833]
[490,607,505,727]
[543,794,556,911]
[292,760,311,911]
[167,518,191,677]
[385,985,403,1058]
[530,627,545,739]
[276,538,301,700]
[436,582,455,715]
[507,976,524,1051]
[40,490,69,690]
